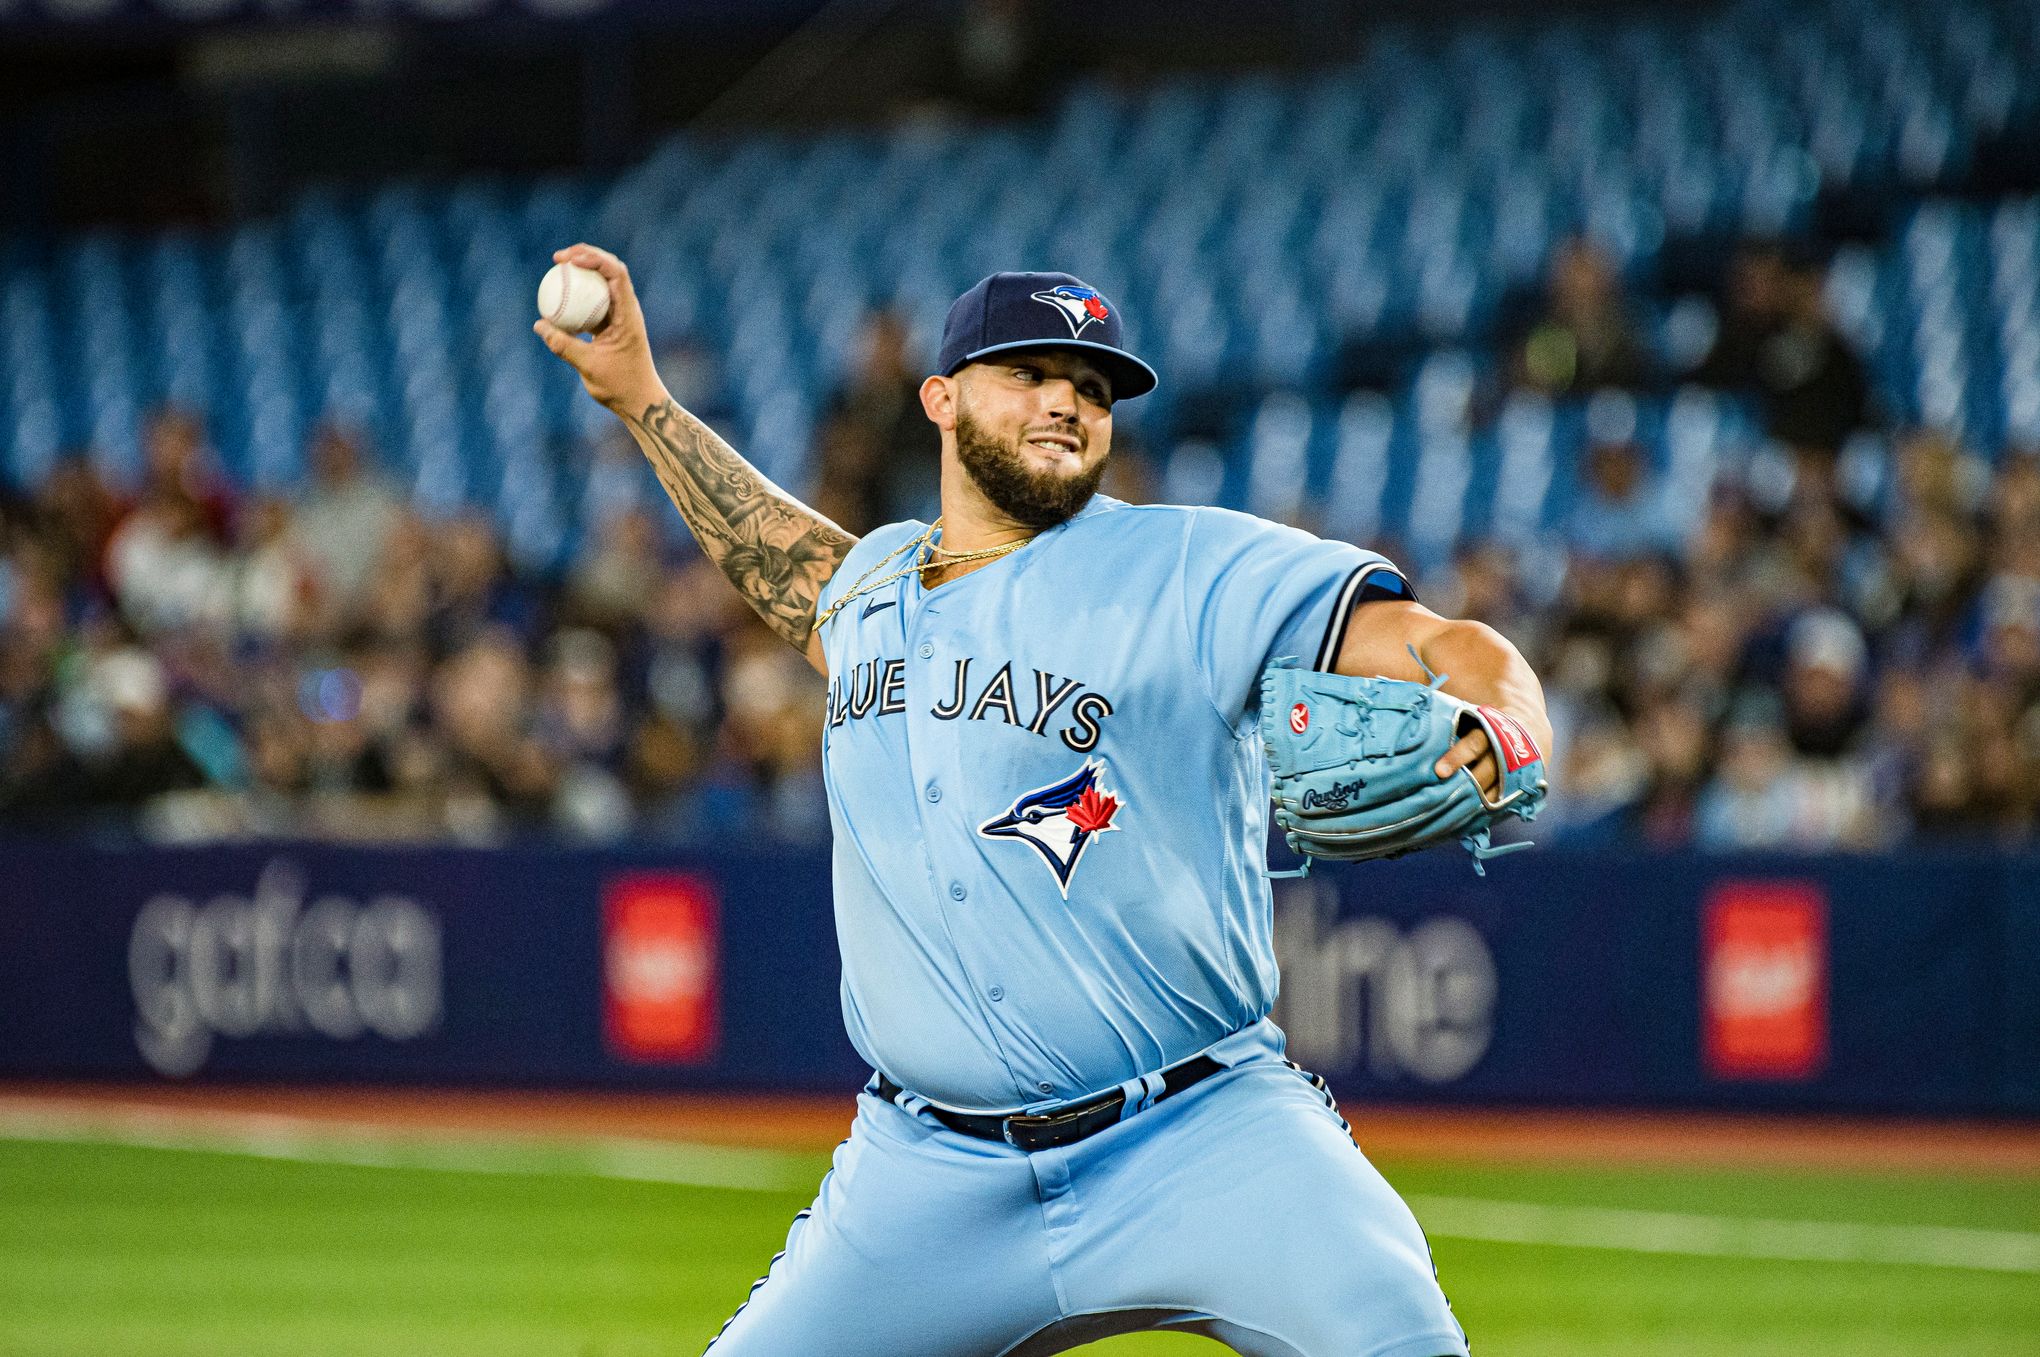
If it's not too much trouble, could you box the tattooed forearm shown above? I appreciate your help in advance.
[620,400,856,651]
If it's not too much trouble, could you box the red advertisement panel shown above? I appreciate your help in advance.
[1702,881,1828,1081]
[603,872,719,1064]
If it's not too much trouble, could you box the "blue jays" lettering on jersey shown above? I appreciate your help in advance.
[826,657,1115,752]
[814,496,1402,1111]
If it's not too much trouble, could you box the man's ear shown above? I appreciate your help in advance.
[920,374,957,432]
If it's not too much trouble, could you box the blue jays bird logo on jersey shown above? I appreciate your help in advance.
[1031,285,1111,339]
[977,759,1124,897]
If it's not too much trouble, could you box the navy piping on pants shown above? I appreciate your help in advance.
[1284,1060,1468,1354]
[702,1135,850,1355]
[701,1208,809,1356]
[1282,1059,1352,1136]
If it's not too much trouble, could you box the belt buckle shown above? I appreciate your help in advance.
[1000,1094,1120,1152]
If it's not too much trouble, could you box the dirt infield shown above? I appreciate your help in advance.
[5,1081,2037,1176]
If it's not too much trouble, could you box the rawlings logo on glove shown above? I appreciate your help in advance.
[1301,778,1365,811]
[1259,651,1548,877]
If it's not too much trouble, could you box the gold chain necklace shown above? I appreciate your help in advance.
[814,517,1033,630]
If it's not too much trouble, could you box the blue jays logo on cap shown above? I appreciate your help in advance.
[977,759,1125,897]
[1031,284,1111,339]
[937,271,1159,400]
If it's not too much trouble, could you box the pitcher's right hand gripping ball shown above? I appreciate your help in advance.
[1261,653,1547,875]
[532,244,665,417]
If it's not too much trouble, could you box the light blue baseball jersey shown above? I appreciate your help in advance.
[815,495,1406,1111]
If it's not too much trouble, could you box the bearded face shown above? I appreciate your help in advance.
[954,401,1110,530]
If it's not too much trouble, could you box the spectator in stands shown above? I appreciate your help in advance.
[540,628,635,840]
[1945,672,2037,842]
[1545,700,1647,840]
[104,491,228,637]
[287,426,403,620]
[1780,608,1872,759]
[1990,450,2040,537]
[1629,695,1712,845]
[304,689,397,798]
[426,512,541,655]
[101,409,254,638]
[1883,501,1985,657]
[0,556,57,770]
[356,510,434,645]
[1565,434,1684,560]
[566,506,664,634]
[0,647,205,821]
[1778,609,1882,844]
[713,626,829,841]
[813,310,940,533]
[1909,731,1985,837]
[430,627,557,835]
[1860,660,1928,823]
[626,711,705,829]
[244,704,311,804]
[225,496,317,645]
[537,628,629,772]
[1695,241,1870,466]
[1098,439,1160,508]
[1889,428,1989,524]
[1426,546,1547,702]
[131,406,237,546]
[32,457,122,606]
[1695,695,1807,849]
[1976,573,2040,696]
[642,558,735,745]
[1,531,71,660]
[1506,237,1655,398]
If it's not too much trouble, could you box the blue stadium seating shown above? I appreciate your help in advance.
[1,0,2036,570]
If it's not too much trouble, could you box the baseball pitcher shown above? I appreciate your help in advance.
[537,249,1552,1357]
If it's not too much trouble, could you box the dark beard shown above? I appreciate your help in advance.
[954,407,1107,530]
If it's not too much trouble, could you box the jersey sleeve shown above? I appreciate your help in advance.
[1178,507,1413,722]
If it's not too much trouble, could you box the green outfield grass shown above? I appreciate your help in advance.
[2,1131,2035,1357]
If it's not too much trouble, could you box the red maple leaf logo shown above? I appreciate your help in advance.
[1084,296,1109,320]
[1067,785,1120,834]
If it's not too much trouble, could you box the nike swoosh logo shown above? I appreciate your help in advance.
[861,598,898,620]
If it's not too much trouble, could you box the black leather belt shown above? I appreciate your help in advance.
[874,1054,1225,1152]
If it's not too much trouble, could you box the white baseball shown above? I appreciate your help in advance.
[537,262,611,333]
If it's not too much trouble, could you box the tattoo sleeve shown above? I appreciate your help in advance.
[620,399,856,651]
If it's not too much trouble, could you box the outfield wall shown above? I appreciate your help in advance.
[0,840,2032,1115]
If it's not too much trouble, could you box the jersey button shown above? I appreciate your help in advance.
[987,986,1004,1001]
[949,881,967,900]
[925,783,942,803]
[1037,1082,1055,1095]
[917,642,934,659]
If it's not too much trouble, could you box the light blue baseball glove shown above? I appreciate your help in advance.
[1259,652,1547,876]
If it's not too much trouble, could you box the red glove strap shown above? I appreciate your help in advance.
[1476,705,1542,771]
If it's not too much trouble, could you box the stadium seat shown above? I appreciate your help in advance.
[6,0,2040,519]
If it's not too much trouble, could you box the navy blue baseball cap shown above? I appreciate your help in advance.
[936,271,1158,400]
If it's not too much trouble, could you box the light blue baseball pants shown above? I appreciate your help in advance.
[703,1031,1469,1357]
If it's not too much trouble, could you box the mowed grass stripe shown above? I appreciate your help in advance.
[4,1137,2037,1357]
[0,1102,809,1193]
[5,1101,2037,1276]
[1,1139,812,1357]
[1406,1193,2040,1275]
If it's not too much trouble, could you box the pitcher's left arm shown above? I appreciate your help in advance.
[1331,602,1553,800]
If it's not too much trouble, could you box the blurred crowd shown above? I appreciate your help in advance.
[1446,425,2040,850]
[0,408,828,843]
[2,234,2036,850]
[1470,237,2039,849]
